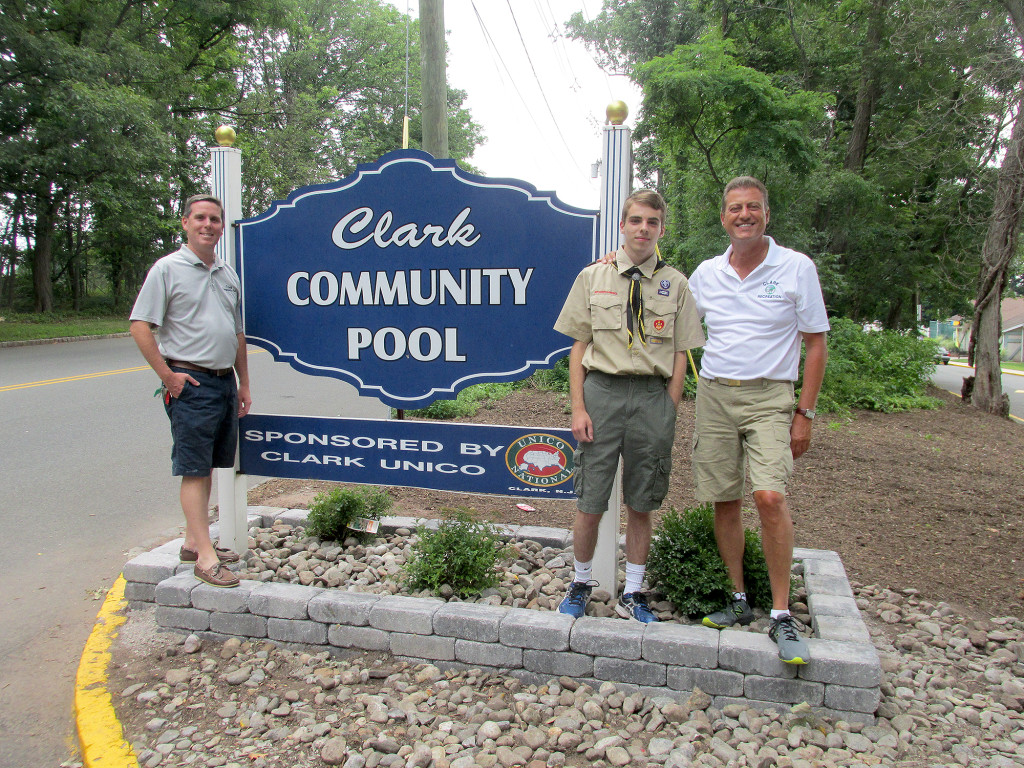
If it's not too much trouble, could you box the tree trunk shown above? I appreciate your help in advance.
[967,80,1024,416]
[32,195,59,313]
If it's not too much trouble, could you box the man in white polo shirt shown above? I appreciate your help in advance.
[690,176,829,664]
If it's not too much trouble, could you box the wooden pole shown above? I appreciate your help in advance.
[420,0,449,159]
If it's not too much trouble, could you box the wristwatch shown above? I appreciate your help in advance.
[795,407,816,420]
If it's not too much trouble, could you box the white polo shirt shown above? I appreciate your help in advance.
[689,237,829,381]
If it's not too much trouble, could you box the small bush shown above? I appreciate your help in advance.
[647,504,772,616]
[403,510,506,597]
[304,486,391,542]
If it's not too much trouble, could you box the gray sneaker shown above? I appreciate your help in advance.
[768,614,810,664]
[702,599,755,629]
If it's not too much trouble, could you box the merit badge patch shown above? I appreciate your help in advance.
[505,433,575,487]
[660,280,670,289]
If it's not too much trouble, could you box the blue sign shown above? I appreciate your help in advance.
[240,414,577,500]
[237,150,598,408]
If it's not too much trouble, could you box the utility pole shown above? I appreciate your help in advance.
[420,0,449,158]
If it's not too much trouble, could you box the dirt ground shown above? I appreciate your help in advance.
[249,385,1024,621]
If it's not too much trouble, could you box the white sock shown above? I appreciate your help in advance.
[733,591,747,602]
[624,561,646,595]
[770,609,791,620]
[573,559,593,584]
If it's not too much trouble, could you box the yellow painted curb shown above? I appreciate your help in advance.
[75,575,139,768]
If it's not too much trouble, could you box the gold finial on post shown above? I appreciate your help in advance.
[606,101,629,125]
[215,125,237,147]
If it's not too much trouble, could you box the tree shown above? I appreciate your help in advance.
[967,0,1024,416]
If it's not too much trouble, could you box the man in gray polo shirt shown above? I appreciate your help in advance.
[130,195,252,588]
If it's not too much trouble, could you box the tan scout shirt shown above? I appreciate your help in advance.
[554,248,705,378]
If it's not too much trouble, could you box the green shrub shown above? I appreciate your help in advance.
[403,510,506,597]
[814,318,942,415]
[406,381,519,419]
[647,504,773,616]
[304,486,392,542]
[529,355,571,392]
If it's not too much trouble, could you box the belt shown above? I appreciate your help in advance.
[702,376,790,387]
[166,359,233,377]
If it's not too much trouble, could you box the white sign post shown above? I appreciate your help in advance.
[209,130,249,557]
[592,108,633,597]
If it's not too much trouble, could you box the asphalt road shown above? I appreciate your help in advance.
[930,359,1024,422]
[0,336,386,767]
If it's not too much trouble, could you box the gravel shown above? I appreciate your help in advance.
[102,526,1024,768]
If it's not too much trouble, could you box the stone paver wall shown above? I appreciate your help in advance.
[122,507,881,723]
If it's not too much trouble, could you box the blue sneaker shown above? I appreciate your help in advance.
[615,592,658,623]
[558,580,594,618]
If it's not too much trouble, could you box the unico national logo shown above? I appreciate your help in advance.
[504,433,575,487]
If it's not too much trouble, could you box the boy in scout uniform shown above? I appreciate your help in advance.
[553,189,704,622]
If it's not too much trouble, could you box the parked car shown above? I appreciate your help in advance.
[935,347,951,365]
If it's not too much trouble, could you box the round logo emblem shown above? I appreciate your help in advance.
[653,319,665,332]
[504,433,575,487]
[660,280,671,289]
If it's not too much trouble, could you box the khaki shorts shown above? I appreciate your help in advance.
[573,371,677,515]
[692,376,794,501]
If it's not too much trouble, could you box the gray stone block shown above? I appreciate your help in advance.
[308,591,380,626]
[123,552,179,584]
[434,602,509,642]
[813,615,871,644]
[150,539,183,556]
[718,630,797,678]
[124,582,156,603]
[377,515,422,533]
[369,595,444,634]
[499,608,574,650]
[802,558,848,579]
[390,632,456,661]
[570,617,644,660]
[249,505,288,527]
[267,618,327,645]
[328,624,391,651]
[825,684,881,714]
[248,582,323,619]
[155,573,200,607]
[794,548,840,562]
[191,580,258,613]
[594,657,666,687]
[666,667,744,696]
[455,639,523,669]
[804,573,854,598]
[642,623,719,668]
[523,649,593,677]
[807,594,861,618]
[156,605,210,632]
[275,509,311,527]
[798,640,881,688]
[514,526,569,548]
[745,674,824,706]
[210,612,268,638]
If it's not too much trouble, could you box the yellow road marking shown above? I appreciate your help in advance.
[0,365,151,392]
[75,575,138,768]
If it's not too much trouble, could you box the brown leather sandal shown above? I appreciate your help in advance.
[180,545,241,564]
[193,562,240,588]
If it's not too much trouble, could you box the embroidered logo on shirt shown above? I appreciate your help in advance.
[658,288,670,296]
[660,280,671,289]
[653,319,665,332]
[593,290,618,295]
[758,281,782,300]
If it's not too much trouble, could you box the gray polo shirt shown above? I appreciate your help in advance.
[130,245,243,370]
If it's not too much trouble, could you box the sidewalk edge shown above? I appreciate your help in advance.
[75,574,138,768]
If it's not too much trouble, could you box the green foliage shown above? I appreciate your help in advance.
[305,486,391,542]
[647,505,772,616]
[0,311,127,342]
[529,355,571,393]
[406,381,519,419]
[816,318,943,415]
[403,511,506,598]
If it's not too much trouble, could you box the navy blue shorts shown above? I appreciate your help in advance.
[164,367,238,477]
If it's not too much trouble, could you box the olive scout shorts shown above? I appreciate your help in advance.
[573,371,677,515]
[692,376,795,501]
